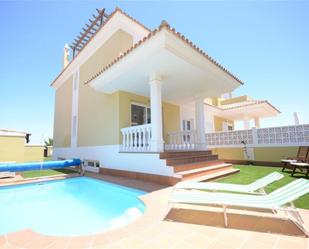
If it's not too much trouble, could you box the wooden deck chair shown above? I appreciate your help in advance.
[282,146,309,172]
[291,153,309,178]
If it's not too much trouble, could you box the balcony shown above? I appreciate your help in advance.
[121,124,152,152]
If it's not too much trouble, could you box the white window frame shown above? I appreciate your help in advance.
[182,119,194,131]
[131,102,151,126]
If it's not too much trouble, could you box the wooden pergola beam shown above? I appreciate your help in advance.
[70,8,108,57]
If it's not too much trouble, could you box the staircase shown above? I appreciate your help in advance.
[160,150,239,182]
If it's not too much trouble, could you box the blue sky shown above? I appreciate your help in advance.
[0,1,308,143]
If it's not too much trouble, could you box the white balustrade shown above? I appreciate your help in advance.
[121,124,152,152]
[166,130,197,151]
[205,124,309,147]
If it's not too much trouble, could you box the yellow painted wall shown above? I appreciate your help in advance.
[220,95,249,106]
[0,136,44,163]
[163,102,180,142]
[78,29,133,146]
[254,147,298,162]
[211,98,220,107]
[212,147,245,160]
[0,136,25,162]
[117,91,180,144]
[24,146,44,162]
[211,146,299,162]
[214,116,234,131]
[53,76,72,148]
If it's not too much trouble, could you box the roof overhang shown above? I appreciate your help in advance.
[88,26,243,104]
[205,101,280,120]
[0,129,28,137]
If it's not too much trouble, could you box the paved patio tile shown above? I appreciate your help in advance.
[139,233,177,249]
[24,235,57,249]
[181,231,219,248]
[241,232,279,249]
[91,234,111,248]
[6,229,40,248]
[136,227,163,240]
[67,235,93,248]
[208,231,249,249]
[0,236,6,247]
[275,235,308,249]
[91,242,124,249]
[45,237,71,249]
[117,234,148,248]
[104,228,131,242]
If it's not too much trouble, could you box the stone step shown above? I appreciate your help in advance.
[172,160,225,172]
[160,150,212,159]
[180,168,240,183]
[177,163,233,180]
[166,154,219,166]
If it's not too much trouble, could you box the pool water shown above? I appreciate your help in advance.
[0,177,146,236]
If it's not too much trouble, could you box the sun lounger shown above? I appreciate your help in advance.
[282,146,309,172]
[174,172,283,194]
[168,179,309,236]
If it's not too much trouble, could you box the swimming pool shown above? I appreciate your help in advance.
[0,177,146,236]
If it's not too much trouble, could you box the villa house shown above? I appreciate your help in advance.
[51,7,308,185]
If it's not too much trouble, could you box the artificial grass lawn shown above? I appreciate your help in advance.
[216,165,309,209]
[21,168,76,178]
[20,157,76,178]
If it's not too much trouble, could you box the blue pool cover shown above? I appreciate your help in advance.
[0,159,81,172]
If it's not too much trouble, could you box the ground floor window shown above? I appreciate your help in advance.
[131,103,151,126]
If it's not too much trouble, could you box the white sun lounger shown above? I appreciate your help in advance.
[174,172,284,194]
[168,178,309,236]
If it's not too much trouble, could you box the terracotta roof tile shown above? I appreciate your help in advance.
[85,20,244,85]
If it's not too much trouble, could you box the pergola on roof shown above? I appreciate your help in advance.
[69,8,109,58]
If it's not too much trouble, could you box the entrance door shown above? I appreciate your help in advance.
[182,119,194,143]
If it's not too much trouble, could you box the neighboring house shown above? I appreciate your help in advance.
[181,95,280,133]
[51,8,308,184]
[0,129,44,163]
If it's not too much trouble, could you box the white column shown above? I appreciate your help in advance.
[254,117,260,128]
[195,97,207,150]
[149,73,164,152]
[243,119,250,130]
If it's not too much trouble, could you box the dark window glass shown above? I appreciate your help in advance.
[131,104,146,126]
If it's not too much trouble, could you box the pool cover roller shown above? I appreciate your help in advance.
[0,159,82,172]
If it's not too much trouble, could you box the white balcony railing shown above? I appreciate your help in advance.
[166,130,198,151]
[121,124,152,152]
[206,124,309,147]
